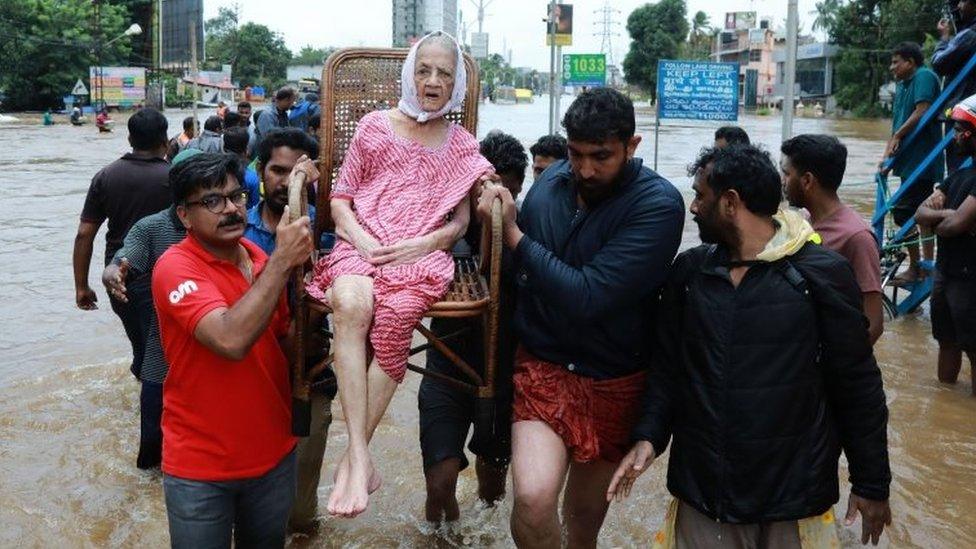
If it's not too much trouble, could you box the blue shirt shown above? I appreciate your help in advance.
[244,165,261,209]
[891,67,944,182]
[513,158,685,379]
[244,201,329,255]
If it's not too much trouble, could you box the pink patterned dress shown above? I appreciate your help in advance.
[307,110,492,382]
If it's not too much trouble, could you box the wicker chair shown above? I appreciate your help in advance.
[287,48,502,436]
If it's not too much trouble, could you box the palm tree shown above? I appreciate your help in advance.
[812,0,840,37]
[688,11,713,60]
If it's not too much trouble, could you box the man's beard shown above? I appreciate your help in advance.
[694,210,740,249]
[266,190,287,215]
[574,162,628,207]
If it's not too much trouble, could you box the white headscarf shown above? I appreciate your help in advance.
[398,31,467,123]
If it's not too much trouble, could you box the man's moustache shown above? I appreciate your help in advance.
[218,214,245,227]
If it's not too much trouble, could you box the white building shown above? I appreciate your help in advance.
[392,0,458,47]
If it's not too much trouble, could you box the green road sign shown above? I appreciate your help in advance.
[562,54,606,87]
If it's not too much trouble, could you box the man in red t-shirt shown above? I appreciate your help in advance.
[152,152,313,548]
[781,134,884,345]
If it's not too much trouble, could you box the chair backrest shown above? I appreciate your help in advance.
[314,47,481,241]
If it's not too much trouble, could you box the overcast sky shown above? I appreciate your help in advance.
[205,0,823,71]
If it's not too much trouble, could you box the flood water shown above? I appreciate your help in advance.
[1,99,975,547]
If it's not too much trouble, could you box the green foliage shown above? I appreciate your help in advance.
[204,7,292,89]
[684,11,714,60]
[0,0,131,110]
[623,0,689,100]
[291,46,336,66]
[815,0,945,113]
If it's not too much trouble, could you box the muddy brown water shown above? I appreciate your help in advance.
[1,101,974,547]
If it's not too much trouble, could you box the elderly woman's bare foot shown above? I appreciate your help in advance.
[334,452,382,494]
[328,453,375,518]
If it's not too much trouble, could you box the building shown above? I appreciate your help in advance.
[773,42,840,105]
[181,65,236,104]
[392,0,458,47]
[713,20,781,107]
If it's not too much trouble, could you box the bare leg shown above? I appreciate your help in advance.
[938,341,963,384]
[424,458,462,523]
[326,275,374,518]
[562,460,617,549]
[921,225,935,262]
[476,457,508,506]
[510,420,570,549]
[331,356,400,508]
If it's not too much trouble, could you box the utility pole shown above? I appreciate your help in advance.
[548,0,558,134]
[782,0,798,141]
[469,0,492,34]
[190,19,199,135]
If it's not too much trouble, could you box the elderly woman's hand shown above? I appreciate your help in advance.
[291,154,320,184]
[370,235,436,267]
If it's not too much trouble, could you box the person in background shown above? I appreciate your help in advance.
[223,125,252,209]
[528,134,567,181]
[714,125,751,148]
[933,0,976,173]
[186,116,224,154]
[418,130,527,526]
[242,128,334,533]
[73,108,171,379]
[782,134,884,345]
[167,117,196,161]
[254,87,297,155]
[886,41,943,285]
[95,107,113,132]
[915,93,976,395]
[237,101,253,126]
[223,111,242,129]
[307,115,321,139]
[289,93,320,132]
[216,100,228,120]
[99,148,201,470]
[611,144,891,548]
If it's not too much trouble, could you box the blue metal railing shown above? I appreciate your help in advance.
[872,52,976,315]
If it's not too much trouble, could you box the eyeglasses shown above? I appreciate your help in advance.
[184,188,248,214]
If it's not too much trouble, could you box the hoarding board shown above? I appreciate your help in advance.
[89,67,146,108]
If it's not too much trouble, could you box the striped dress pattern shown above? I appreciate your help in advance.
[307,110,492,382]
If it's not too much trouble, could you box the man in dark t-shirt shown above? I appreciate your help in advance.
[916,93,976,394]
[72,108,171,379]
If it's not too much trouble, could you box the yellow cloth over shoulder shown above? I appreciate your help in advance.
[756,208,822,263]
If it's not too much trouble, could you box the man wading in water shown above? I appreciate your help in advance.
[478,87,684,548]
[610,145,891,547]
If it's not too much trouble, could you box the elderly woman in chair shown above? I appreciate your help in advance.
[306,32,493,518]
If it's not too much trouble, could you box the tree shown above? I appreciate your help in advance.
[685,10,714,60]
[204,8,292,89]
[813,0,945,115]
[0,0,131,110]
[623,0,689,100]
[291,46,336,66]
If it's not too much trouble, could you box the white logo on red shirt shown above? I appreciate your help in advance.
[169,280,199,304]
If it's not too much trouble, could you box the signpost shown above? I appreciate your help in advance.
[655,60,739,169]
[88,66,146,108]
[562,54,606,87]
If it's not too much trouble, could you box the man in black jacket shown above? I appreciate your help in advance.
[608,145,891,546]
[478,88,684,548]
